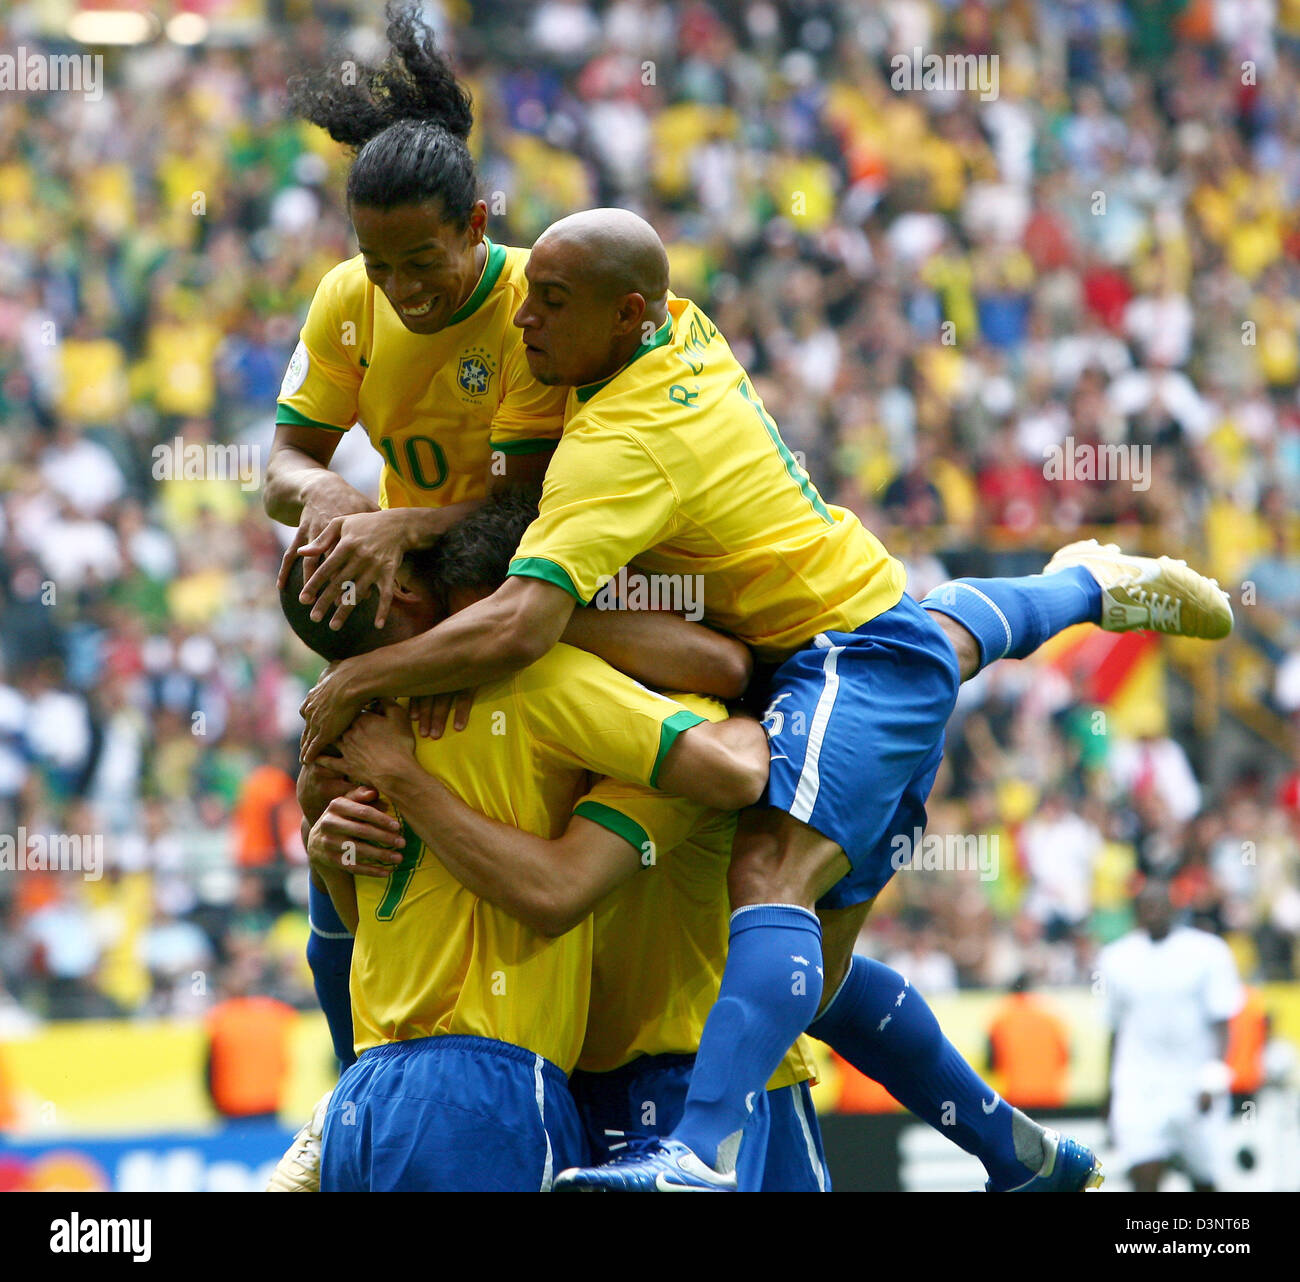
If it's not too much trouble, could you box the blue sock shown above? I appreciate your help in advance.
[307,881,356,1070]
[808,957,1042,1189]
[674,905,824,1171]
[921,565,1100,671]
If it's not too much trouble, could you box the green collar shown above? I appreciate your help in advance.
[446,239,507,327]
[573,315,673,403]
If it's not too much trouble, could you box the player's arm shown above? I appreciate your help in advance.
[1197,1020,1232,1113]
[369,775,636,937]
[300,423,683,758]
[297,760,363,933]
[562,607,752,700]
[316,705,676,936]
[266,282,373,533]
[295,436,553,634]
[299,574,576,760]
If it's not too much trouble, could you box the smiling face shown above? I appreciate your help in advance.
[513,234,646,388]
[351,198,489,334]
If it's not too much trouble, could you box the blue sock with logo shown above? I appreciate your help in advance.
[673,905,824,1172]
[807,957,1043,1189]
[306,882,356,1070]
[921,566,1100,670]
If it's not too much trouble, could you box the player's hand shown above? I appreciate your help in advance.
[307,786,405,878]
[300,659,368,763]
[277,485,375,599]
[296,753,355,825]
[294,509,415,631]
[410,689,476,739]
[335,701,417,792]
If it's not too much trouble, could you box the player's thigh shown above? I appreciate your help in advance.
[754,598,959,910]
[754,1081,831,1193]
[728,805,850,909]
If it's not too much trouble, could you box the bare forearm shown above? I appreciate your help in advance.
[379,765,572,932]
[319,865,359,934]
[561,608,752,700]
[342,582,568,704]
[264,447,376,526]
[305,818,359,932]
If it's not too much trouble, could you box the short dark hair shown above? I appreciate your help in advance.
[277,494,536,663]
[433,490,539,595]
[278,545,441,663]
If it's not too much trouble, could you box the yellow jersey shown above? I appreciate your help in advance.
[509,297,905,661]
[349,643,709,1071]
[276,239,566,510]
[573,697,817,1090]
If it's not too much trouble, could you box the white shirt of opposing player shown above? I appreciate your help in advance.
[1097,926,1244,1094]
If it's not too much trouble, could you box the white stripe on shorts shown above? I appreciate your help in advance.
[533,1053,554,1192]
[790,634,846,824]
[790,1083,827,1192]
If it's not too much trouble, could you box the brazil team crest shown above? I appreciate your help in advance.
[456,347,495,398]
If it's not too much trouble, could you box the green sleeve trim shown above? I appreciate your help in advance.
[650,708,707,788]
[573,801,652,861]
[490,437,559,456]
[507,556,585,603]
[275,403,349,433]
[446,239,508,327]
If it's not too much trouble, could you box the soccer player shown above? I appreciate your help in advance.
[267,4,565,624]
[296,208,1232,1191]
[307,499,828,1191]
[277,508,768,1190]
[265,4,564,1084]
[265,12,751,1086]
[1097,880,1244,1192]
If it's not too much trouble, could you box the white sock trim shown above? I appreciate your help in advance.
[729,903,820,927]
[945,581,1013,659]
[813,955,857,1023]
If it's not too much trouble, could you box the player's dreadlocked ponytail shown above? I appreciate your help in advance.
[286,1,478,223]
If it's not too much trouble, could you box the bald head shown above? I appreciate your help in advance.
[534,208,670,305]
[515,208,673,388]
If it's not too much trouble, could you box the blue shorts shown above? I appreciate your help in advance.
[321,1034,588,1192]
[758,592,960,911]
[570,1055,830,1192]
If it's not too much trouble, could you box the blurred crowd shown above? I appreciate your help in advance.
[1,0,1299,1030]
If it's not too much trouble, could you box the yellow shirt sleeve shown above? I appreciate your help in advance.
[517,647,706,788]
[488,331,566,453]
[573,777,709,869]
[509,419,679,602]
[571,690,726,860]
[276,265,362,433]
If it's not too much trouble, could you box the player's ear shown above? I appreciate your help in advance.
[466,200,488,242]
[615,291,648,338]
